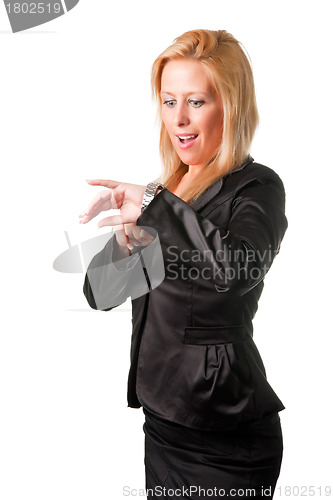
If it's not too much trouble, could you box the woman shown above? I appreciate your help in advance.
[80,29,288,499]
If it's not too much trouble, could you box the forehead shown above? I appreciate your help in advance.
[160,59,214,94]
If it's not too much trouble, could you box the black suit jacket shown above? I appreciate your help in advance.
[83,157,288,430]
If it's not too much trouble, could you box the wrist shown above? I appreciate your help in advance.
[141,182,165,213]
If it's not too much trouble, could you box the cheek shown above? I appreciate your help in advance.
[202,112,223,147]
[161,111,172,135]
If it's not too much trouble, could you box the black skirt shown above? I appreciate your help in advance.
[143,409,283,499]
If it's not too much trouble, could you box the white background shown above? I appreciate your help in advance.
[0,1,332,499]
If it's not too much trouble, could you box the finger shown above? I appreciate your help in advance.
[115,228,129,247]
[124,231,134,252]
[139,228,155,242]
[122,224,139,249]
[134,227,155,245]
[83,189,117,219]
[114,227,135,253]
[127,235,152,247]
[86,179,121,189]
[79,212,97,224]
[138,232,155,245]
[125,226,154,246]
[124,225,139,238]
[79,214,89,224]
[132,236,153,247]
[98,214,123,227]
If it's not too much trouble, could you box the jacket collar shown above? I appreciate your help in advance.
[190,156,254,212]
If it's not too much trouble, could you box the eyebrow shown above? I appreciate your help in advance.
[160,91,209,97]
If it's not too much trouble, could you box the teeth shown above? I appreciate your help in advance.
[179,135,196,139]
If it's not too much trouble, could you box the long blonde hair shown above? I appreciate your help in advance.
[151,29,259,204]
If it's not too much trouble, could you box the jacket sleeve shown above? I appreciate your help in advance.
[83,229,164,310]
[83,233,139,310]
[136,167,288,295]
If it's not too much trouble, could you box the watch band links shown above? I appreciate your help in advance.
[141,181,165,213]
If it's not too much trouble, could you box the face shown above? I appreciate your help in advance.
[160,58,223,170]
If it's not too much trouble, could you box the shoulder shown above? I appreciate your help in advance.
[231,160,285,187]
[201,159,287,217]
[223,160,286,201]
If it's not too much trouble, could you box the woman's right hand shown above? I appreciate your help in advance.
[79,179,146,227]
[79,178,155,254]
[114,223,155,255]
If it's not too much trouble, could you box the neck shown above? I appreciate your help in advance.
[185,164,204,178]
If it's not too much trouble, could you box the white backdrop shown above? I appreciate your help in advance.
[0,1,332,499]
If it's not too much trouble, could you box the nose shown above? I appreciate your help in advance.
[174,101,190,127]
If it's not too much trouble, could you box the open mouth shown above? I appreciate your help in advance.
[178,134,198,144]
[177,134,198,149]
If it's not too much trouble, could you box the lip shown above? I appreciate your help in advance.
[176,134,199,150]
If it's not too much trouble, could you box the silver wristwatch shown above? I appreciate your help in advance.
[141,181,165,213]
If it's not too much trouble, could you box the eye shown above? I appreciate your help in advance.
[163,100,177,108]
[189,99,205,108]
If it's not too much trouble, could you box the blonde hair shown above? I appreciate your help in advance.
[151,29,259,204]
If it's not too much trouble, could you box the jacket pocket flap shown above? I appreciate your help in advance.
[184,325,247,345]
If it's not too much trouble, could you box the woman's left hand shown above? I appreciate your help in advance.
[79,179,146,227]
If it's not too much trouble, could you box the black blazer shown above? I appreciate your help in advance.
[83,157,288,430]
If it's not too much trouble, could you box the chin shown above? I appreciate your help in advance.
[180,156,202,167]
[176,150,197,164]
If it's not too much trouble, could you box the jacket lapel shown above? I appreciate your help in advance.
[190,178,224,212]
[190,156,254,214]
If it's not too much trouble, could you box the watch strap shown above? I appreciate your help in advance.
[141,181,165,213]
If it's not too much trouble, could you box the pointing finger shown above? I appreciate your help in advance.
[86,179,120,189]
[98,214,123,227]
